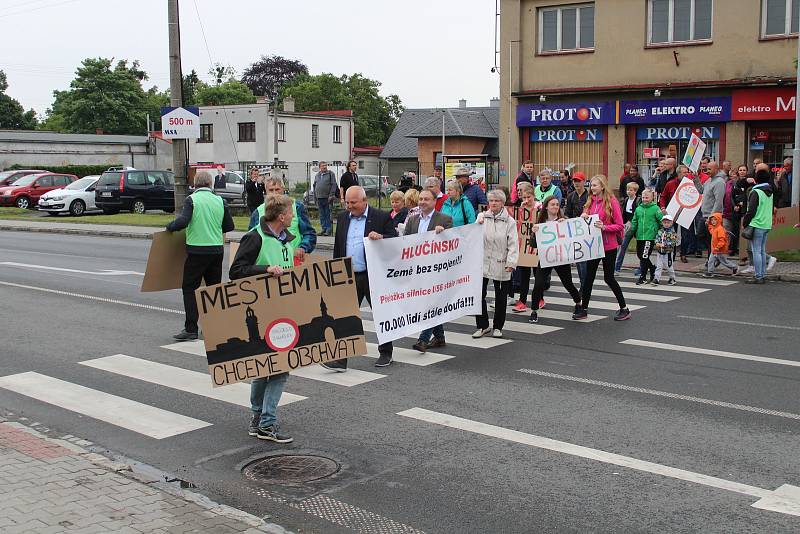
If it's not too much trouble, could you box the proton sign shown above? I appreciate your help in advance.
[161,106,200,139]
[516,102,615,127]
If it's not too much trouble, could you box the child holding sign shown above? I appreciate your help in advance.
[628,188,663,285]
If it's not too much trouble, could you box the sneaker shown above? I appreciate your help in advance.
[512,301,528,313]
[472,327,492,338]
[488,302,495,310]
[651,279,660,285]
[321,360,347,372]
[528,311,538,324]
[507,296,516,306]
[767,257,777,271]
[492,329,503,338]
[572,307,588,320]
[694,252,703,258]
[745,278,765,285]
[412,341,427,353]
[741,266,754,274]
[248,414,260,437]
[701,272,714,278]
[680,255,688,263]
[427,337,446,349]
[731,267,738,276]
[614,308,631,321]
[256,425,293,443]
[173,329,198,341]
[635,277,646,285]
[374,354,393,367]
[668,278,677,285]
[538,299,546,309]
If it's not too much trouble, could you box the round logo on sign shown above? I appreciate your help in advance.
[576,108,590,121]
[264,319,299,352]
[675,182,701,208]
[576,129,587,141]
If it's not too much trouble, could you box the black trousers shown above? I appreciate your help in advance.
[339,271,392,368]
[476,277,510,330]
[532,264,580,311]
[636,239,656,280]
[510,266,549,304]
[581,248,627,309]
[182,253,223,333]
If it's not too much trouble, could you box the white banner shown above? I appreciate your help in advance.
[536,215,605,268]
[666,177,703,229]
[364,224,484,344]
[682,133,706,173]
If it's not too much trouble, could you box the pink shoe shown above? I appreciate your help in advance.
[538,299,546,309]
[512,301,528,313]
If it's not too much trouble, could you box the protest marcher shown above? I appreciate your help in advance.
[528,196,582,324]
[510,160,535,205]
[703,212,739,278]
[742,167,775,284]
[628,188,663,285]
[614,182,641,273]
[166,171,235,341]
[659,165,686,210]
[534,169,562,203]
[245,168,266,215]
[441,179,476,226]
[473,189,518,337]
[432,165,443,189]
[248,177,316,262]
[406,190,454,352]
[397,188,421,235]
[558,169,574,205]
[619,165,645,200]
[655,158,677,194]
[456,168,488,211]
[213,165,227,190]
[619,162,631,187]
[563,171,590,284]
[510,182,541,313]
[654,214,678,285]
[339,160,360,202]
[424,176,448,211]
[313,161,338,236]
[576,175,630,321]
[730,164,750,257]
[694,160,726,259]
[774,157,792,208]
[322,186,397,370]
[388,190,408,230]
[230,194,296,443]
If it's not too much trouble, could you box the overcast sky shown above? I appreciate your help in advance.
[1,0,500,117]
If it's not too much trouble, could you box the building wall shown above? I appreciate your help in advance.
[417,137,488,177]
[0,137,172,170]
[355,155,383,175]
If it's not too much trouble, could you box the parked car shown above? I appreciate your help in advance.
[303,175,394,206]
[0,172,77,209]
[38,176,101,216]
[213,171,246,206]
[94,169,175,214]
[0,169,47,187]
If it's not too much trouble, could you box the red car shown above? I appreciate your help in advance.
[0,172,78,209]
[0,169,47,187]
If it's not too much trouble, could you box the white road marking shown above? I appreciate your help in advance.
[518,368,800,420]
[161,340,206,356]
[620,339,800,368]
[0,372,210,439]
[448,315,563,334]
[489,286,679,303]
[361,320,511,349]
[362,343,453,366]
[397,407,800,517]
[533,295,644,311]
[79,354,305,407]
[0,261,144,276]
[677,316,800,332]
[615,271,738,286]
[615,280,709,294]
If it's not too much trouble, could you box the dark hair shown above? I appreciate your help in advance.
[536,195,563,223]
[754,169,771,184]
[522,159,533,166]
[347,160,357,168]
[561,169,571,179]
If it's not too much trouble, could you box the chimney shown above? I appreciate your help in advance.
[283,96,295,113]
[458,99,467,109]
[256,95,268,104]
[489,97,500,108]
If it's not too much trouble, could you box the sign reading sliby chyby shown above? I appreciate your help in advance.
[731,87,796,120]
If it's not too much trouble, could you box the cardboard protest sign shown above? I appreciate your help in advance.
[739,206,800,254]
[364,224,483,345]
[666,177,703,229]
[140,230,187,292]
[196,257,367,387]
[508,206,539,267]
[536,215,604,268]
[682,133,706,173]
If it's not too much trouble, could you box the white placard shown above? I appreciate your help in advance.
[364,224,484,345]
[682,133,707,173]
[535,215,605,268]
[161,106,200,139]
[665,177,703,229]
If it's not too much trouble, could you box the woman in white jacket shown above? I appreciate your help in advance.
[473,189,519,338]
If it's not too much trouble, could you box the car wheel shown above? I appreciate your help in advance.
[132,199,146,214]
[69,199,86,216]
[101,207,119,215]
[15,196,30,209]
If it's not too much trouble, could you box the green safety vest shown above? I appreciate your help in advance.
[256,201,302,249]
[534,185,555,202]
[252,224,295,268]
[186,189,224,246]
[750,187,773,230]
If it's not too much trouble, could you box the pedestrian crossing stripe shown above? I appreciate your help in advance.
[614,271,738,286]
[360,320,511,349]
[490,285,678,302]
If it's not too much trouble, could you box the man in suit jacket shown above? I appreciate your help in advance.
[405,189,453,353]
[322,186,397,371]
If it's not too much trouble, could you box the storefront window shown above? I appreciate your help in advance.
[530,128,606,179]
[634,125,720,182]
[748,126,794,170]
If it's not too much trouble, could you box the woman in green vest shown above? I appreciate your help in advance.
[230,194,296,444]
[742,168,774,284]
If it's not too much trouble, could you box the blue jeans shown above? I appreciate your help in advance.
[419,324,444,343]
[317,197,332,233]
[614,233,633,271]
[751,228,770,280]
[250,373,288,428]
[576,261,587,287]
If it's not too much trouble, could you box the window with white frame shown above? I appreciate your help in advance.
[278,122,286,142]
[311,124,319,148]
[648,0,713,45]
[762,0,799,37]
[539,3,595,53]
[333,125,343,144]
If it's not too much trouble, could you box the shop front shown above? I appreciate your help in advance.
[731,87,797,170]
[632,124,723,182]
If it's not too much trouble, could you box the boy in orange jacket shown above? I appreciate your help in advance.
[702,212,738,278]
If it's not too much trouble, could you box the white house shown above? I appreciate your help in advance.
[189,97,354,186]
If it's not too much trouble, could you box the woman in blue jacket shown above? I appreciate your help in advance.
[440,179,476,227]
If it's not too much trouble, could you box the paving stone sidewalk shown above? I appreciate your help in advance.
[0,419,290,534]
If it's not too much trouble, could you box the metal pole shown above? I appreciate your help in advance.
[168,0,188,209]
[508,40,514,189]
[793,12,800,206]
[273,99,280,170]
[441,110,446,175]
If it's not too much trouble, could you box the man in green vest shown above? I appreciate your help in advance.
[248,176,316,263]
[743,165,775,284]
[230,194,296,443]
[166,171,234,341]
[534,169,563,203]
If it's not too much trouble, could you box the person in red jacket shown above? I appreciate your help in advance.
[659,164,687,210]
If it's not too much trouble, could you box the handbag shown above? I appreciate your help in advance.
[742,225,755,240]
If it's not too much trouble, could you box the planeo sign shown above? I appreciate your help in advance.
[161,106,200,139]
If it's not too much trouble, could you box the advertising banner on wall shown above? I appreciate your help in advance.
[516,101,615,127]
[731,87,797,121]
[618,97,731,124]
[530,128,604,142]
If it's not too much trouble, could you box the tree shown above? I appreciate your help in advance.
[241,55,308,98]
[195,79,256,106]
[42,58,154,135]
[0,70,39,129]
[209,63,236,85]
[281,73,403,146]
[182,69,200,106]
[144,87,170,130]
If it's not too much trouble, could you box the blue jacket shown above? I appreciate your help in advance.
[440,196,476,227]
[248,200,317,253]
[462,182,488,211]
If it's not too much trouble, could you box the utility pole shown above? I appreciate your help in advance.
[793,7,800,206]
[168,0,189,210]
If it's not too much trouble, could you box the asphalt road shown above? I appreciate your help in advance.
[1,230,799,533]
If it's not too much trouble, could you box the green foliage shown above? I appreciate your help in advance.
[182,70,200,106]
[242,55,308,98]
[281,73,403,146]
[8,163,114,177]
[293,181,309,195]
[195,79,256,106]
[209,63,237,85]
[144,87,170,129]
[0,70,39,129]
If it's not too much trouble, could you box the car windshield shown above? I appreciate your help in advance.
[0,171,15,180]
[10,175,39,187]
[65,177,96,190]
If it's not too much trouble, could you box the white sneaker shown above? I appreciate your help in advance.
[741,266,754,274]
[506,296,516,305]
[472,327,492,339]
[492,329,503,338]
[767,257,777,271]
[488,302,495,310]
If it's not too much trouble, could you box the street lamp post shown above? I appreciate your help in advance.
[793,13,800,206]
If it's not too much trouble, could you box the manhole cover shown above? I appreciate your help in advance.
[242,455,339,484]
